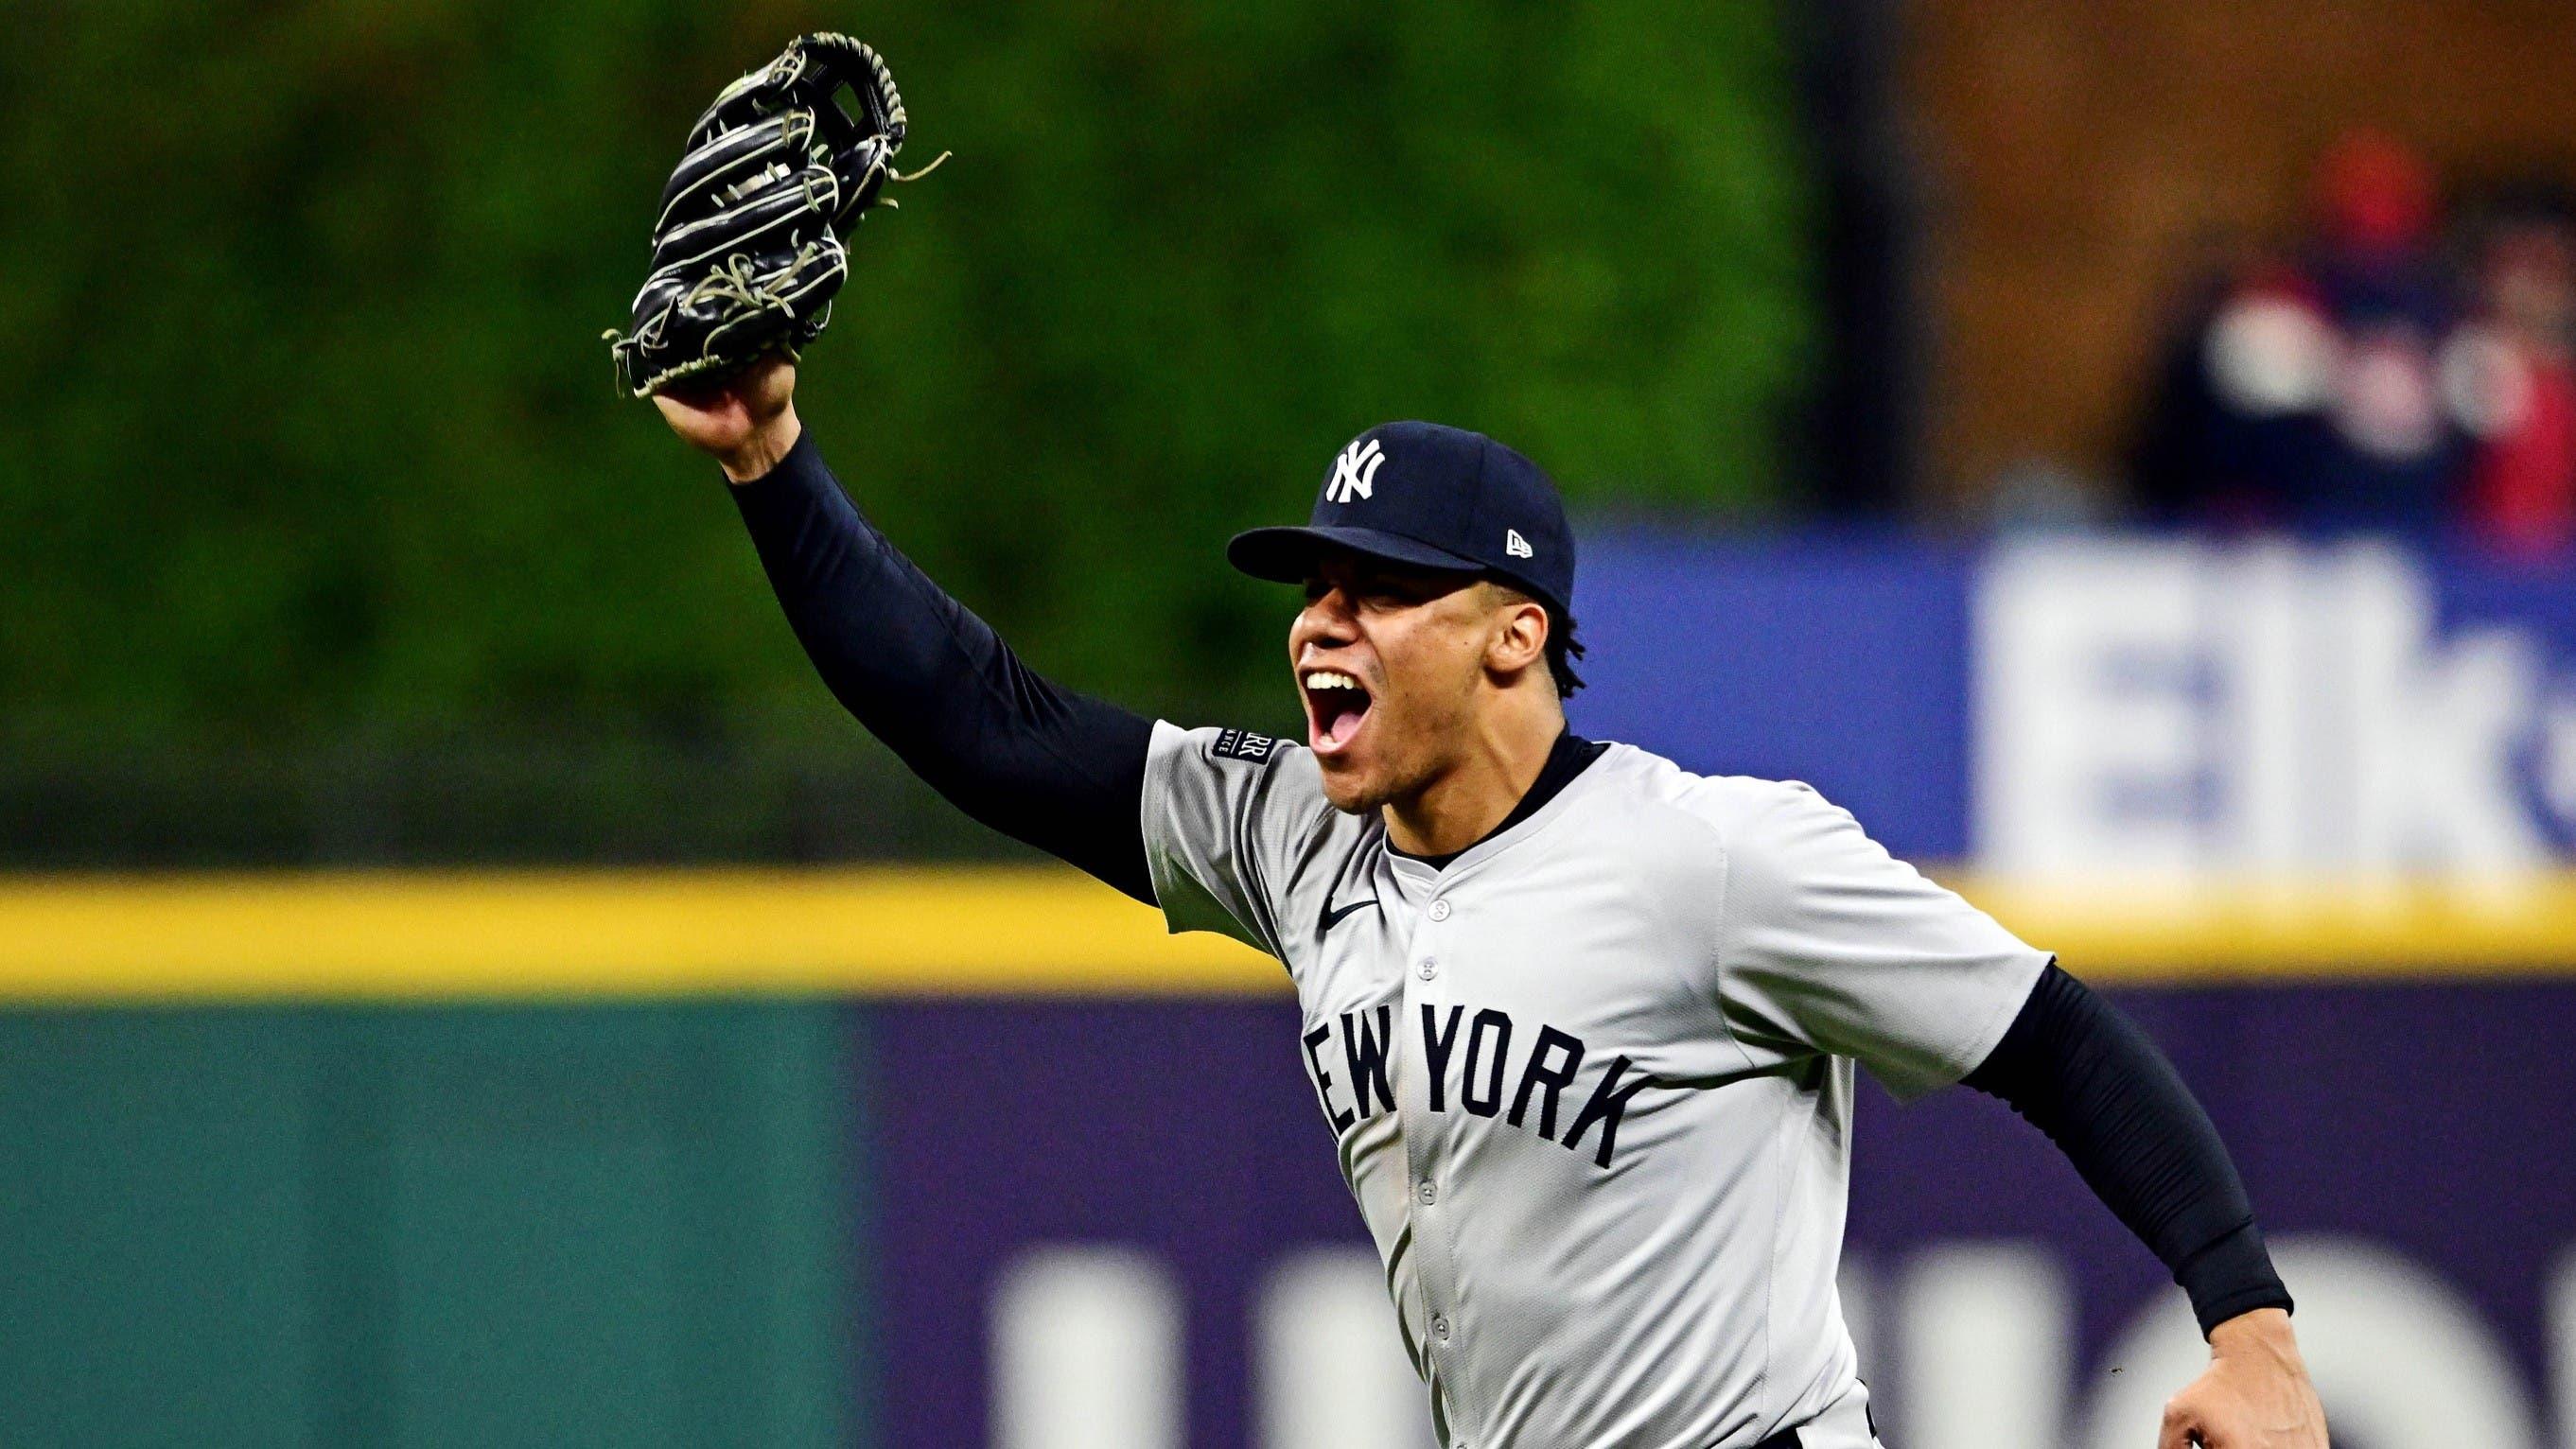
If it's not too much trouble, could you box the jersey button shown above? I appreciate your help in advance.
[1431,1316,1451,1341]
[1428,899,1452,921]
[1416,1179,1437,1205]
[1416,958,1438,981]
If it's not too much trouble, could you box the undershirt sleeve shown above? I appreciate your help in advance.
[727,430,1156,901]
[1963,963,2295,1336]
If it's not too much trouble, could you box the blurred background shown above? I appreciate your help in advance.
[2,0,2572,1445]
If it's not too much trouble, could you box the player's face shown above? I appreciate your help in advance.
[1290,553,1506,812]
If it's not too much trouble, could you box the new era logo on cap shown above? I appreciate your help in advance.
[1506,529,1533,558]
[1327,438,1386,503]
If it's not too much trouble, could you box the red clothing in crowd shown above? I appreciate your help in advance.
[2468,352,2576,555]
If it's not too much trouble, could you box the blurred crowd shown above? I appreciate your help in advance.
[2129,131,2576,557]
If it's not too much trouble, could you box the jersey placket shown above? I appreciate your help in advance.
[1391,857,1473,1448]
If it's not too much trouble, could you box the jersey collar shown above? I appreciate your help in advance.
[1384,731,1614,882]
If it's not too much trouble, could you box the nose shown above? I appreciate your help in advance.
[1291,585,1358,657]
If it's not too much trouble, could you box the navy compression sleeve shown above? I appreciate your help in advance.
[1963,964,2293,1336]
[728,430,1156,901]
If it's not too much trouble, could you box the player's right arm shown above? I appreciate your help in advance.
[655,357,1156,901]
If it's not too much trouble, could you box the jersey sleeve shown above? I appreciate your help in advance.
[1709,778,2050,1102]
[1139,721,1336,958]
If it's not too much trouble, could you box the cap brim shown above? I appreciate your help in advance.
[1226,525,1489,585]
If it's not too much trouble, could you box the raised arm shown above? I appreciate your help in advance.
[1964,965,2329,1448]
[657,358,1155,900]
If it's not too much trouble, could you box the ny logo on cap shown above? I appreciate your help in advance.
[1327,438,1387,504]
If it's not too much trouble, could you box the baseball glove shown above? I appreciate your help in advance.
[605,33,938,397]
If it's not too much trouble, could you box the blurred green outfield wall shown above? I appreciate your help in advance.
[0,1004,859,1448]
[0,0,1811,864]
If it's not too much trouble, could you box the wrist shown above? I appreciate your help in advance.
[720,405,804,484]
[2208,1306,2298,1359]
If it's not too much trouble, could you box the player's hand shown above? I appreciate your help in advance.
[653,354,802,483]
[2158,1309,2328,1447]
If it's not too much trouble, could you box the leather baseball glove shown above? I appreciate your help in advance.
[606,33,937,397]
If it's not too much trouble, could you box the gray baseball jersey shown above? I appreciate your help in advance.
[1140,723,2050,1449]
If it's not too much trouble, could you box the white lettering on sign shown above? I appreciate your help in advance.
[1256,1250,1436,1449]
[1975,539,2560,878]
[992,1248,1184,1449]
[990,1236,2564,1448]
[1897,1244,2069,1449]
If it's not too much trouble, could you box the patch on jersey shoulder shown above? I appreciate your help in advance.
[1209,727,1281,763]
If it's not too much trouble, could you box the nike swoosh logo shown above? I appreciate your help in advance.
[1320,897,1380,932]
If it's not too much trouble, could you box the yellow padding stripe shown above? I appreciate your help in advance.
[0,866,2568,1004]
[0,867,1278,1004]
[1962,873,2576,984]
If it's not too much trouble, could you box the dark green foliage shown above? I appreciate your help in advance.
[0,0,1811,859]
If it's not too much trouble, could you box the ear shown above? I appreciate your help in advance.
[1483,591,1551,681]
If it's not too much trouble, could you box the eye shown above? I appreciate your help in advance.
[1364,575,1439,607]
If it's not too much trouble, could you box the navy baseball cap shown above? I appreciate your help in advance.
[1227,421,1576,615]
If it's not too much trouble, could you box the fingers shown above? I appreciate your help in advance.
[650,385,749,455]
[648,390,713,428]
[740,355,797,412]
[2159,1400,2204,1449]
[654,378,734,413]
[646,353,796,466]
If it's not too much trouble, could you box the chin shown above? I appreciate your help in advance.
[1315,757,1393,815]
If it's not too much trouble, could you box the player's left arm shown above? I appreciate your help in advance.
[1709,780,2326,1447]
[1963,965,2329,1449]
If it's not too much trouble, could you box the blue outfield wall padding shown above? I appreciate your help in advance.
[1571,528,1976,860]
[861,981,2576,1446]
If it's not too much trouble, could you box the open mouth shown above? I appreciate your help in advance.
[1300,667,1374,754]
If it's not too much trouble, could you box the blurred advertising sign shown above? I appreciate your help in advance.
[867,986,2576,1449]
[965,1238,2564,1449]
[1574,532,2576,875]
[1977,540,2576,879]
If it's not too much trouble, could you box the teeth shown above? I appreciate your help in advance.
[1303,670,1360,693]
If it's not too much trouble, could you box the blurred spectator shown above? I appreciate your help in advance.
[1984,456,2121,533]
[2133,131,2480,536]
[2450,192,2576,557]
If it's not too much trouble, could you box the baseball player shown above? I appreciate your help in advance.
[653,362,2322,1449]
[623,38,2329,1449]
